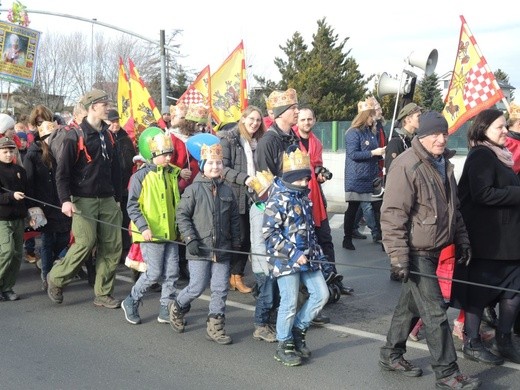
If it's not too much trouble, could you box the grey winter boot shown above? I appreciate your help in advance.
[206,314,232,345]
[168,299,187,333]
[274,340,302,366]
[494,330,520,364]
[292,327,311,358]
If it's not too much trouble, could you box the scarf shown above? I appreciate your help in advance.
[240,136,256,178]
[472,140,514,169]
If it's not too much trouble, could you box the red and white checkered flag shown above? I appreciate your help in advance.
[463,59,501,110]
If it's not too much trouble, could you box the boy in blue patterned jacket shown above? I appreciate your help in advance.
[263,147,329,366]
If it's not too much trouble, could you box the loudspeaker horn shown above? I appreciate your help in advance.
[376,72,401,98]
[406,49,438,76]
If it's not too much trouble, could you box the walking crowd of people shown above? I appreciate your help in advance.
[1,87,519,389]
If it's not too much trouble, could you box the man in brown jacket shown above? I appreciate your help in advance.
[378,111,480,389]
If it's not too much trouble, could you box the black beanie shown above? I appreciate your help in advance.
[282,168,312,183]
[416,111,448,138]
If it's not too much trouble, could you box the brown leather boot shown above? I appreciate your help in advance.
[232,274,252,293]
[229,274,236,291]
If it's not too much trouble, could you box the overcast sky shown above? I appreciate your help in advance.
[8,0,520,94]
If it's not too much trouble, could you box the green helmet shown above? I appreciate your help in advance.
[138,127,173,161]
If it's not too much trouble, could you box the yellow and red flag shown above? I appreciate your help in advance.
[178,65,210,106]
[443,15,504,134]
[117,57,135,142]
[210,41,248,124]
[128,59,165,140]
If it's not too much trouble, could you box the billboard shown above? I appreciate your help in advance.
[0,21,41,86]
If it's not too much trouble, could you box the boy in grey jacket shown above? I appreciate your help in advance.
[169,142,240,345]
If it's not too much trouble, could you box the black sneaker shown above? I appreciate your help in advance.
[311,312,330,326]
[274,341,301,366]
[352,230,367,239]
[463,338,503,365]
[379,356,423,377]
[436,372,481,389]
[2,290,19,301]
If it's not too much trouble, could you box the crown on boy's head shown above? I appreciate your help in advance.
[200,143,222,160]
[282,148,310,173]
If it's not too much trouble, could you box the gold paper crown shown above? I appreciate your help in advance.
[268,88,298,109]
[148,133,173,156]
[282,149,310,173]
[171,102,188,118]
[510,101,520,120]
[357,97,377,113]
[186,103,209,123]
[38,121,57,139]
[200,143,223,160]
[249,170,274,195]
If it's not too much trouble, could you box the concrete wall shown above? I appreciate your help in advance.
[321,151,466,213]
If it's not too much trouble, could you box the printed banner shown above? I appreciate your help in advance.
[0,21,40,86]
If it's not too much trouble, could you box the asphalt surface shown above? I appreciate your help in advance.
[1,219,519,389]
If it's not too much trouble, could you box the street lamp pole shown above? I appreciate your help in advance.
[91,18,96,89]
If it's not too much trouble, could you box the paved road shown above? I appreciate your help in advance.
[1,220,519,389]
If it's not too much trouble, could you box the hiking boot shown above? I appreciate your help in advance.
[25,252,38,264]
[121,295,141,325]
[206,314,232,345]
[493,330,520,364]
[435,372,481,389]
[93,295,121,309]
[462,337,503,365]
[292,327,311,358]
[2,290,19,301]
[274,341,302,366]
[311,312,330,326]
[157,304,170,324]
[253,324,276,342]
[168,299,186,333]
[379,356,423,377]
[336,280,354,295]
[352,229,367,239]
[47,274,63,304]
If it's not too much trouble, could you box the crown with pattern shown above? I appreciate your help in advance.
[186,103,209,123]
[38,120,57,139]
[249,170,274,195]
[200,143,223,160]
[148,132,173,156]
[510,101,520,120]
[282,148,310,173]
[357,97,377,113]
[268,88,298,109]
[171,102,188,118]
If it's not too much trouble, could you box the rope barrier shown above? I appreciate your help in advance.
[6,187,520,295]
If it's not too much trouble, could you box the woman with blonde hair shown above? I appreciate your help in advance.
[342,102,386,250]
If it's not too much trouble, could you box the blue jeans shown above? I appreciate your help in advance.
[354,202,380,236]
[249,204,270,275]
[276,270,329,341]
[177,259,230,316]
[254,272,276,326]
[131,242,179,306]
[40,231,70,281]
[380,255,459,380]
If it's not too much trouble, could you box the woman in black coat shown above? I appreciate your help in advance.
[24,122,71,291]
[456,109,520,365]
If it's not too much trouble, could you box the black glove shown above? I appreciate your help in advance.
[456,245,472,266]
[187,240,201,256]
[391,263,409,283]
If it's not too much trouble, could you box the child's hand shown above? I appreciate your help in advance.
[296,255,308,265]
[180,169,192,180]
[142,229,153,241]
[13,191,25,200]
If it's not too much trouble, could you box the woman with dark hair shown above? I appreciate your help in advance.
[23,121,71,291]
[218,106,266,293]
[455,108,520,365]
[342,100,386,250]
